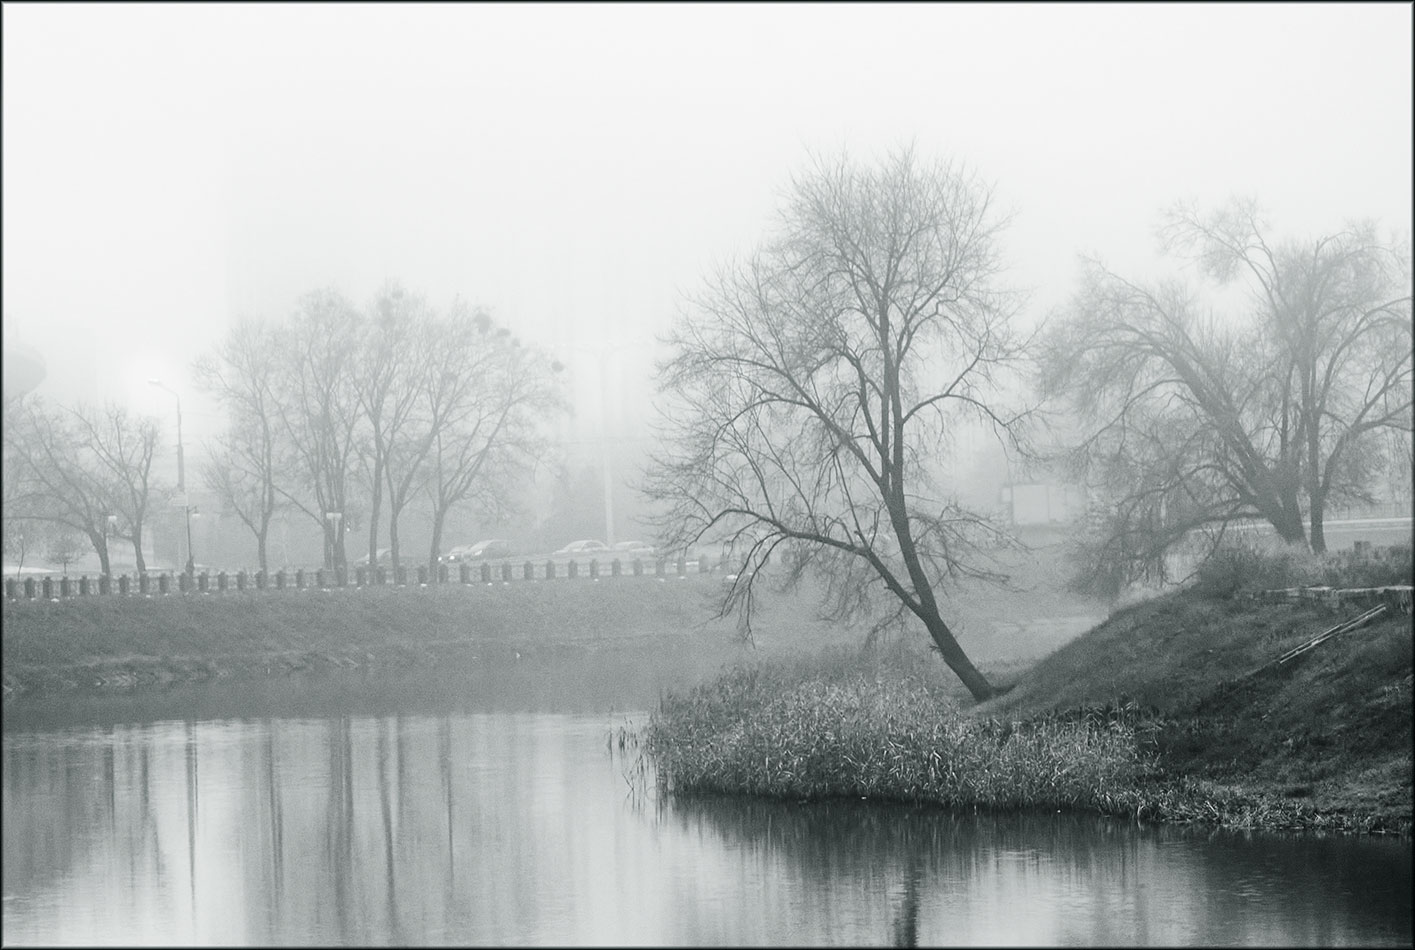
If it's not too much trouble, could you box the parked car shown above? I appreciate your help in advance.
[443,539,513,563]
[552,539,610,557]
[612,540,656,558]
[354,548,393,568]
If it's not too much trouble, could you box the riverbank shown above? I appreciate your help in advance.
[0,537,1104,701]
[0,577,856,699]
[643,581,1413,835]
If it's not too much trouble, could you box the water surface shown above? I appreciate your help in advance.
[4,693,1409,946]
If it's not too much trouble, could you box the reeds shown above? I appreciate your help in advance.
[643,651,1159,813]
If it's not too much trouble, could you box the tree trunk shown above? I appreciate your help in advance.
[428,510,446,580]
[131,521,147,574]
[920,610,996,702]
[367,456,384,568]
[94,533,112,578]
[1308,497,1328,554]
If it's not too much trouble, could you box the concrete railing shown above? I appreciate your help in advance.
[3,554,732,603]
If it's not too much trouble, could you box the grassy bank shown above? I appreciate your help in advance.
[643,552,1413,834]
[0,576,871,699]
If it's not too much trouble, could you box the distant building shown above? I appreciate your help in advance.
[1001,482,1086,526]
[2,338,46,404]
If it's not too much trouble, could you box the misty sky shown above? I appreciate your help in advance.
[4,3,1412,448]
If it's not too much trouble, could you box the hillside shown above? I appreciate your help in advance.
[980,589,1413,827]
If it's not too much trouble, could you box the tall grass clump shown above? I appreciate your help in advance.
[643,649,1157,814]
[1193,537,1412,599]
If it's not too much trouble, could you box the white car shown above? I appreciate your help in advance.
[613,541,656,558]
[552,540,610,556]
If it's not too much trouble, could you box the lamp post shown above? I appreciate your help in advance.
[148,378,194,575]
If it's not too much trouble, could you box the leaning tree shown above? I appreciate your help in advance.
[646,147,1032,702]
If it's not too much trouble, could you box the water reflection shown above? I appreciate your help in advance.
[3,713,1410,947]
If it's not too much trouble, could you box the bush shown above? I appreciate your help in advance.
[1193,538,1413,599]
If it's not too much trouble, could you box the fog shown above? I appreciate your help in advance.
[4,3,1412,486]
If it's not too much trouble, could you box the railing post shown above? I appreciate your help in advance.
[356,566,367,587]
[198,572,209,593]
[60,576,72,598]
[499,563,511,582]
[99,574,111,596]
[294,568,305,590]
[275,569,286,590]
[589,559,600,579]
[42,576,54,599]
[459,563,471,584]
[544,559,556,580]
[5,578,17,600]
[568,560,579,579]
[417,565,428,586]
[395,565,408,586]
[218,571,228,592]
[119,574,131,596]
[255,570,267,590]
[160,574,172,595]
[438,563,449,584]
[611,558,621,577]
[337,567,348,588]
[24,577,37,600]
[481,563,492,583]
[236,570,247,591]
[376,567,387,586]
[80,576,91,596]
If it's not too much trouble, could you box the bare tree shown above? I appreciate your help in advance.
[68,402,162,574]
[354,283,435,571]
[1160,201,1412,552]
[646,148,1031,703]
[1042,200,1412,588]
[194,319,285,572]
[2,395,118,575]
[422,303,563,575]
[273,289,363,571]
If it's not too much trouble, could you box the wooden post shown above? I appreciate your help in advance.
[590,559,600,579]
[480,563,492,583]
[523,561,534,581]
[218,571,228,592]
[99,575,111,596]
[24,577,36,600]
[417,565,428,585]
[544,559,556,580]
[500,563,512,582]
[160,574,171,595]
[60,576,72,598]
[198,572,209,593]
[119,574,131,596]
[569,560,579,579]
[275,569,286,590]
[459,563,471,584]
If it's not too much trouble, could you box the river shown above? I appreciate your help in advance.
[3,670,1410,947]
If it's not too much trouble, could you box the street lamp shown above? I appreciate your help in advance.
[148,378,194,575]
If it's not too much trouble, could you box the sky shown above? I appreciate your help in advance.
[4,3,1412,451]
